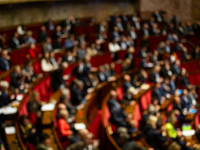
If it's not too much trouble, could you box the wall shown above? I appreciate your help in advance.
[191,0,200,21]
[0,1,138,28]
[139,0,192,22]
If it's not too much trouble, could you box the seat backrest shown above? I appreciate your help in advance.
[133,104,141,128]
[89,110,102,139]
[103,105,111,127]
[18,96,29,116]
[116,86,124,101]
[195,111,200,130]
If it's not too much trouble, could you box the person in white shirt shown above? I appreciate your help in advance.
[41,51,55,72]
[109,39,121,53]
[129,26,137,40]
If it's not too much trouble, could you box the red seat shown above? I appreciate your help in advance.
[114,63,122,75]
[167,104,173,112]
[103,105,110,128]
[33,60,42,75]
[116,86,124,101]
[18,96,29,117]
[133,104,141,128]
[89,110,102,139]
[194,111,200,130]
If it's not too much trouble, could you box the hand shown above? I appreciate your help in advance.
[31,128,36,134]
[93,139,100,147]
[63,75,69,80]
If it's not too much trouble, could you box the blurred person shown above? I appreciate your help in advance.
[45,19,55,30]
[51,62,69,91]
[149,65,162,83]
[19,115,38,145]
[171,59,181,75]
[152,82,166,104]
[180,68,190,87]
[76,43,87,60]
[35,133,53,150]
[38,25,48,43]
[0,49,10,71]
[64,34,78,49]
[181,47,191,60]
[86,43,98,56]
[97,65,107,83]
[120,36,128,50]
[123,74,133,93]
[62,49,76,63]
[128,26,137,40]
[41,51,55,72]
[192,46,200,59]
[141,23,150,37]
[110,26,120,42]
[25,30,36,46]
[109,39,121,52]
[28,43,41,59]
[57,110,72,142]
[52,37,62,50]
[122,58,132,73]
[42,37,53,54]
[165,110,178,138]
[124,46,134,59]
[8,32,25,49]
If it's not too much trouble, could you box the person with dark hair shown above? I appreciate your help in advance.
[35,133,53,150]
[38,25,48,43]
[19,115,38,145]
[51,62,69,91]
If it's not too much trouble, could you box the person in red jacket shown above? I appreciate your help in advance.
[28,43,41,59]
[57,109,72,142]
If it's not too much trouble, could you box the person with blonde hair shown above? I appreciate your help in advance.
[122,58,132,73]
[57,109,72,142]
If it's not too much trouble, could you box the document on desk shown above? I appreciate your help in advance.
[5,126,16,135]
[74,123,86,130]
[41,100,56,111]
[0,106,17,115]
[182,130,195,137]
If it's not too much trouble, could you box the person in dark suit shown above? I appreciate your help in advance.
[0,81,9,108]
[97,65,107,83]
[38,25,48,43]
[124,46,134,60]
[42,37,53,54]
[152,82,165,104]
[10,65,23,90]
[70,80,85,106]
[160,61,173,78]
[146,120,168,150]
[62,49,76,64]
[51,62,68,91]
[180,69,190,87]
[120,11,128,27]
[160,78,171,98]
[123,74,133,93]
[173,96,186,125]
[44,19,55,30]
[72,60,89,83]
[169,75,176,94]
[52,37,62,50]
[0,49,10,71]
[152,10,163,22]
[149,65,161,83]
[141,23,150,37]
[132,17,141,30]
[181,89,191,110]
[52,25,63,40]
[171,59,181,75]
[110,26,121,42]
[97,21,107,33]
[8,32,22,49]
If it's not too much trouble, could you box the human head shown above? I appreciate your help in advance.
[0,80,9,91]
[146,115,158,128]
[29,91,39,102]
[40,133,51,146]
[110,90,118,100]
[20,115,30,126]
[59,109,69,120]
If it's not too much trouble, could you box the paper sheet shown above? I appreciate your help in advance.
[0,106,17,115]
[5,126,16,134]
[41,101,56,111]
[74,123,86,130]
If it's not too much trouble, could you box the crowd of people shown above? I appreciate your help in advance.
[0,9,200,150]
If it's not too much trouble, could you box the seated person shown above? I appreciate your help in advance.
[70,79,86,106]
[22,60,38,83]
[0,81,16,108]
[97,65,107,83]
[35,133,53,150]
[42,37,53,54]
[64,34,78,49]
[123,74,133,93]
[0,49,10,71]
[149,65,162,83]
[146,119,168,150]
[28,43,41,59]
[57,110,72,142]
[24,30,36,46]
[62,50,76,63]
[10,65,28,93]
[165,110,178,138]
[133,69,147,87]
[86,43,98,56]
[123,87,137,102]
[41,51,55,72]
[152,82,166,104]
[108,39,121,53]
[122,58,132,73]
[124,46,134,59]
[50,51,60,69]
[66,132,99,150]
[196,125,200,143]
[38,25,48,43]
[19,115,38,145]
[180,89,193,110]
[53,37,62,50]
